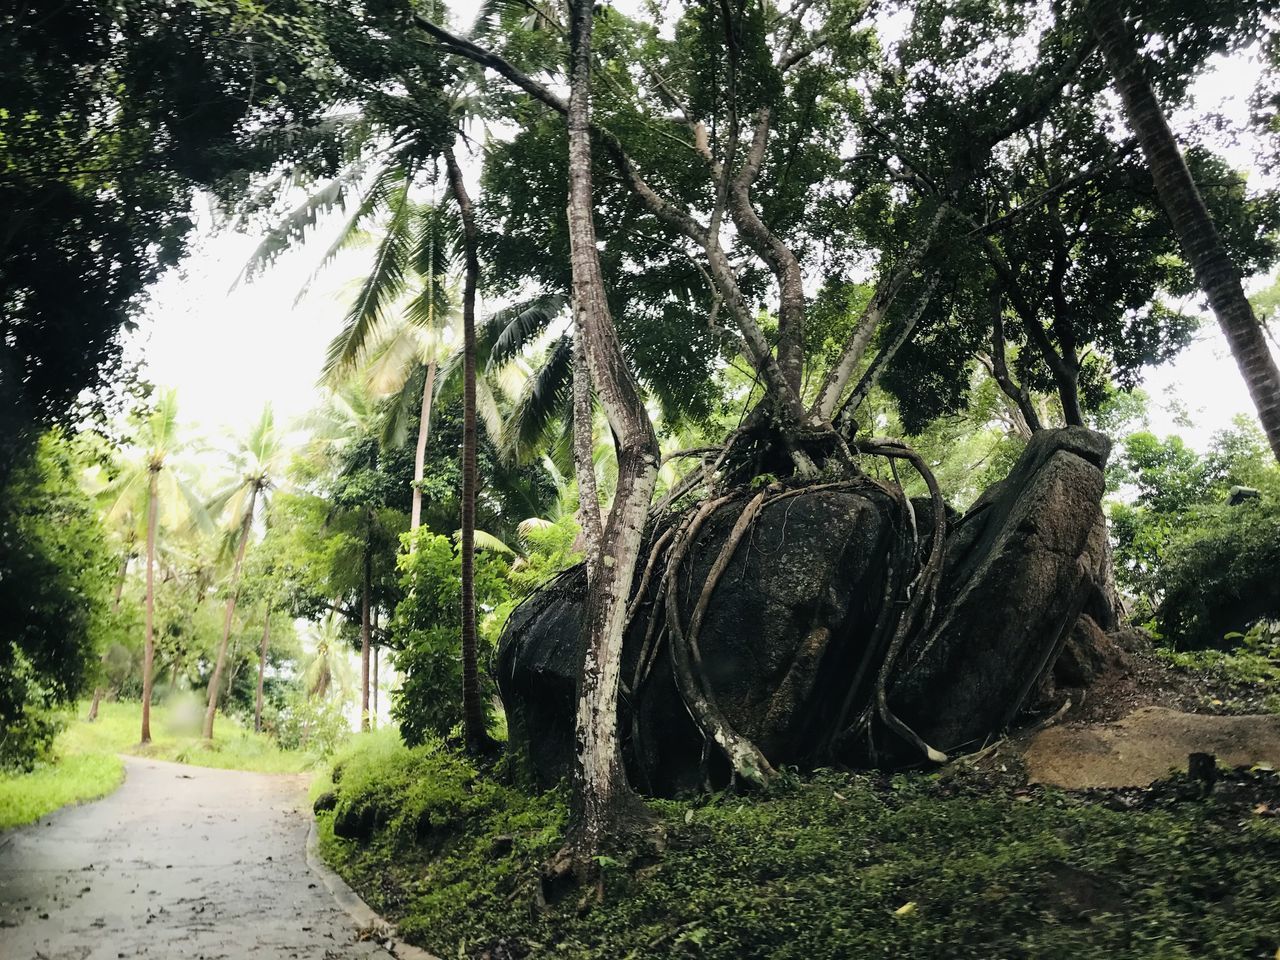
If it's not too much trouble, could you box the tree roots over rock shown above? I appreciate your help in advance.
[498,427,1119,796]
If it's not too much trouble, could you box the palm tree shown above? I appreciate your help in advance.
[303,382,398,731]
[319,192,456,539]
[103,390,204,744]
[304,614,356,703]
[1086,0,1280,461]
[201,407,286,739]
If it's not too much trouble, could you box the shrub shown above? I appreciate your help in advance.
[1154,475,1280,647]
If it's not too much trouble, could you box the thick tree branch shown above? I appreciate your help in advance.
[813,203,949,420]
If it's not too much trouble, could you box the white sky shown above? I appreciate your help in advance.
[124,17,1279,455]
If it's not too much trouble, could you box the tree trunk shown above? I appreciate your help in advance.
[361,546,371,732]
[1088,0,1280,461]
[254,606,271,733]
[371,644,378,727]
[560,0,662,877]
[140,468,160,745]
[837,273,941,429]
[572,326,603,576]
[203,484,259,740]
[409,356,438,541]
[445,148,494,756]
[87,686,103,722]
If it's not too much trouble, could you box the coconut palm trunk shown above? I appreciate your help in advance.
[1087,0,1280,461]
[140,468,160,744]
[558,0,662,876]
[409,356,438,537]
[203,484,259,739]
[445,148,494,756]
[254,606,271,733]
[360,544,372,732]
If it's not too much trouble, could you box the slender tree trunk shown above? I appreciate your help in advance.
[203,484,259,740]
[837,273,941,429]
[560,0,662,877]
[986,290,1042,436]
[371,644,378,727]
[169,660,180,694]
[1088,0,1280,460]
[409,356,438,541]
[445,148,494,756]
[140,469,159,745]
[360,546,372,732]
[254,606,271,733]
[572,327,604,575]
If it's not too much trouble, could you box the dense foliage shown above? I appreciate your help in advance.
[317,731,1280,959]
[0,434,121,769]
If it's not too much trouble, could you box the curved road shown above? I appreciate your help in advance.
[0,757,392,960]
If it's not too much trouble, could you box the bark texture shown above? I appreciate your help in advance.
[445,148,493,756]
[562,0,662,871]
[254,607,271,733]
[1088,0,1280,460]
[360,548,371,732]
[409,356,437,538]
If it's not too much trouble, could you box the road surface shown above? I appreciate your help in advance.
[0,756,391,959]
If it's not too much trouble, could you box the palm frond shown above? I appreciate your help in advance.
[379,365,427,450]
[293,162,413,305]
[457,528,515,555]
[499,334,573,463]
[483,293,569,371]
[234,159,372,288]
[320,182,416,386]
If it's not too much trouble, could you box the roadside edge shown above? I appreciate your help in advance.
[305,817,440,960]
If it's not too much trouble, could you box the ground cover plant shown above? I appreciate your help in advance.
[315,732,1280,960]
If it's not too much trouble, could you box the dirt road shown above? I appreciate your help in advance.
[0,756,392,959]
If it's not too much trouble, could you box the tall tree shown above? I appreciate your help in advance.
[104,390,203,744]
[444,149,497,755]
[1086,0,1280,460]
[554,0,663,875]
[203,407,285,739]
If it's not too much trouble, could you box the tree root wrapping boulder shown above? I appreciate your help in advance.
[497,427,1115,796]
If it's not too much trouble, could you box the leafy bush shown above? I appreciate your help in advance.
[390,531,512,746]
[1107,422,1275,634]
[1155,620,1280,685]
[316,738,1280,960]
[1154,474,1280,647]
[271,691,350,758]
[0,433,118,770]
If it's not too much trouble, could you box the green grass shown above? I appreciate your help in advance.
[63,698,319,774]
[315,735,1280,960]
[0,752,124,830]
[0,697,323,830]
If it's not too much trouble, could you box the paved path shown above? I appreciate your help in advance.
[0,757,391,960]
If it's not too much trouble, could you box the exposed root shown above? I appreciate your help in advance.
[663,492,776,787]
[849,438,950,764]
[623,435,951,785]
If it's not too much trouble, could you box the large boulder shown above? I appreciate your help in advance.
[497,427,1114,795]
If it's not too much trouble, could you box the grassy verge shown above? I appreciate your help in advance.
[315,734,1280,960]
[0,752,124,830]
[64,698,320,774]
[1,698,323,829]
